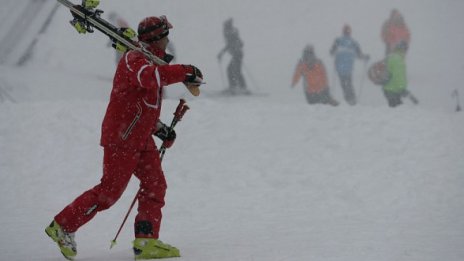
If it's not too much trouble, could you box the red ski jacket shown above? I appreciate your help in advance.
[382,20,410,53]
[100,45,187,150]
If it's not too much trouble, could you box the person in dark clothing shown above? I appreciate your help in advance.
[330,24,369,105]
[292,45,338,106]
[217,18,249,94]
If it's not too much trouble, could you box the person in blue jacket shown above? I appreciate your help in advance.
[330,24,369,105]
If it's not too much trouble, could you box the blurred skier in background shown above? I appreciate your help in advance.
[330,24,370,105]
[46,15,204,260]
[381,9,410,55]
[217,18,249,95]
[292,45,338,106]
[383,41,410,107]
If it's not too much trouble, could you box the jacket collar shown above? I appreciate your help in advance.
[145,44,173,64]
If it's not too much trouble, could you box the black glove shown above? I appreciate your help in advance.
[154,122,176,148]
[183,65,203,86]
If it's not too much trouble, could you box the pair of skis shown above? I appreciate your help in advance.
[56,0,166,65]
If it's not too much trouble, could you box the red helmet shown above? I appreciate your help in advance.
[138,15,173,43]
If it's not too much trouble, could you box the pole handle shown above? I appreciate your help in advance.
[160,100,189,160]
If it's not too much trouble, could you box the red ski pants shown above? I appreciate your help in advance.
[55,145,167,238]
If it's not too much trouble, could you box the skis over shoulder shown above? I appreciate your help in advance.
[56,0,166,65]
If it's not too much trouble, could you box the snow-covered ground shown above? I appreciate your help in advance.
[1,1,464,261]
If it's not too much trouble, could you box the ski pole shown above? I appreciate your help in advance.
[110,187,138,249]
[218,60,227,90]
[110,99,189,249]
[457,92,461,112]
[453,89,461,112]
[331,63,338,98]
[358,58,369,102]
[404,90,419,105]
[159,99,190,160]
[243,64,261,91]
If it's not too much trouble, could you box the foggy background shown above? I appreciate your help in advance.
[1,0,463,109]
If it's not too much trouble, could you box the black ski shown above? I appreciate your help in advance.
[404,90,419,105]
[56,0,166,65]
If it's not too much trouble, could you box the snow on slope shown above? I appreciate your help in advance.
[1,97,464,261]
[1,0,464,261]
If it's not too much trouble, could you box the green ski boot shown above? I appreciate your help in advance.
[45,220,77,260]
[133,238,180,259]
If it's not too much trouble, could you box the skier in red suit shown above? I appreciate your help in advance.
[46,15,203,260]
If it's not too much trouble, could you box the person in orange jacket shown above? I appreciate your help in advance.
[382,9,410,55]
[46,15,203,260]
[291,45,338,106]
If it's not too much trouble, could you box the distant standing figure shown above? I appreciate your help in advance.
[383,41,409,107]
[292,45,338,106]
[217,18,249,94]
[330,24,369,105]
[382,9,410,55]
